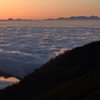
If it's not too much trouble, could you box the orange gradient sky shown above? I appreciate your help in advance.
[0,0,100,20]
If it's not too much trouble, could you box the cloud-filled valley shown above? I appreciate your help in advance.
[0,20,100,78]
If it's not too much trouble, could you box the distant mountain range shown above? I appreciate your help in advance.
[0,41,100,100]
[0,18,32,21]
[7,18,32,21]
[47,15,100,20]
[0,16,100,21]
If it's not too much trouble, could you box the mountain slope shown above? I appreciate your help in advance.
[0,41,100,100]
[31,68,100,100]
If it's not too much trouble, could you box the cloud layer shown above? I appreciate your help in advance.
[0,21,100,78]
[0,77,19,89]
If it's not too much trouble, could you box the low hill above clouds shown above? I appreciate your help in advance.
[0,71,21,80]
[0,41,100,100]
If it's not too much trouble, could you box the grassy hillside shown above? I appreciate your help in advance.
[0,41,100,100]
[31,68,100,100]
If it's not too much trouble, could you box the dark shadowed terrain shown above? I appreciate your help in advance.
[0,41,100,100]
[31,68,100,100]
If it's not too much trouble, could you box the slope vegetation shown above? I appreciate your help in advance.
[31,68,100,100]
[0,41,100,100]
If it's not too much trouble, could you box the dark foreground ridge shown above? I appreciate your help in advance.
[0,41,100,100]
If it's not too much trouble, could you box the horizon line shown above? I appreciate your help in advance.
[0,15,100,20]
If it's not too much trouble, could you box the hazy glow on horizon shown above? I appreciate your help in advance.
[0,0,100,19]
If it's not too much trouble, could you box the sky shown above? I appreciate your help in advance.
[0,0,100,20]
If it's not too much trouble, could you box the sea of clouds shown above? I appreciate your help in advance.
[0,20,100,79]
[0,77,19,89]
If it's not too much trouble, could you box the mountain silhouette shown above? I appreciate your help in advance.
[7,18,14,21]
[0,71,21,80]
[0,41,100,100]
[47,15,100,20]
